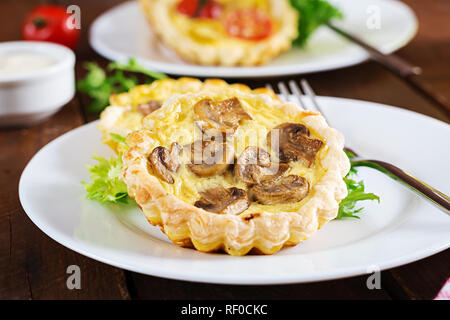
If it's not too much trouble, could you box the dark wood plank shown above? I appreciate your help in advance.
[383,249,449,300]
[0,100,130,299]
[397,0,450,118]
[0,0,48,42]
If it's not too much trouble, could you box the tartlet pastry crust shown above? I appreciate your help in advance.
[138,0,298,66]
[121,89,350,256]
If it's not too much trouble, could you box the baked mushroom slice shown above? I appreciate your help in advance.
[235,146,288,185]
[188,140,234,177]
[149,142,182,184]
[268,123,323,167]
[251,175,309,205]
[194,97,252,136]
[194,186,249,215]
[137,101,162,116]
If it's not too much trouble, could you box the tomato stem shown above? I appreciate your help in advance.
[33,17,47,28]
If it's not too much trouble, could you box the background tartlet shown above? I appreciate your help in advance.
[138,0,299,66]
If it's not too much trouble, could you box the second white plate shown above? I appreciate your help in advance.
[19,97,450,285]
[89,0,418,78]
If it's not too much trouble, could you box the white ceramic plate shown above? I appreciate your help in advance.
[19,97,450,285]
[89,0,418,78]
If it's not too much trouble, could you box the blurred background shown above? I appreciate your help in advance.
[1,0,449,121]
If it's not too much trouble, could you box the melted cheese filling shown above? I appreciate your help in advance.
[141,93,328,215]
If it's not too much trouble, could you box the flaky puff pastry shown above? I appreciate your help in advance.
[98,77,278,153]
[121,89,350,255]
[138,0,298,66]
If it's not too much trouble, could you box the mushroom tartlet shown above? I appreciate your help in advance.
[122,89,350,255]
[138,0,298,66]
[98,78,278,153]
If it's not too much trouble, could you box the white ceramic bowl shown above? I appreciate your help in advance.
[0,41,75,127]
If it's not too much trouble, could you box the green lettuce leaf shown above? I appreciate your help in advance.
[82,134,131,204]
[77,59,166,114]
[108,58,167,80]
[290,0,343,47]
[335,152,380,219]
[82,154,130,204]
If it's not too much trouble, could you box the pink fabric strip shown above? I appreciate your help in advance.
[434,278,450,300]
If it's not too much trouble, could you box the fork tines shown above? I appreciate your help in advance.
[266,79,327,117]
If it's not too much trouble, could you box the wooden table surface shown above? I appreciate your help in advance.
[1,0,449,300]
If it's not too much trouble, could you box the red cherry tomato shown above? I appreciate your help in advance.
[225,9,272,41]
[198,1,222,19]
[176,0,222,19]
[22,5,80,49]
[177,0,198,16]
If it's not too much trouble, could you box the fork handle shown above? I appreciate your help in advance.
[327,23,422,78]
[352,159,450,214]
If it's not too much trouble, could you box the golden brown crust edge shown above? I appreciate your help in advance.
[122,92,350,256]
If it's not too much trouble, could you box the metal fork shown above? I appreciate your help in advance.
[266,79,450,214]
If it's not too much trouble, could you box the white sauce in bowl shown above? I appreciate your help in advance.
[0,52,55,76]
